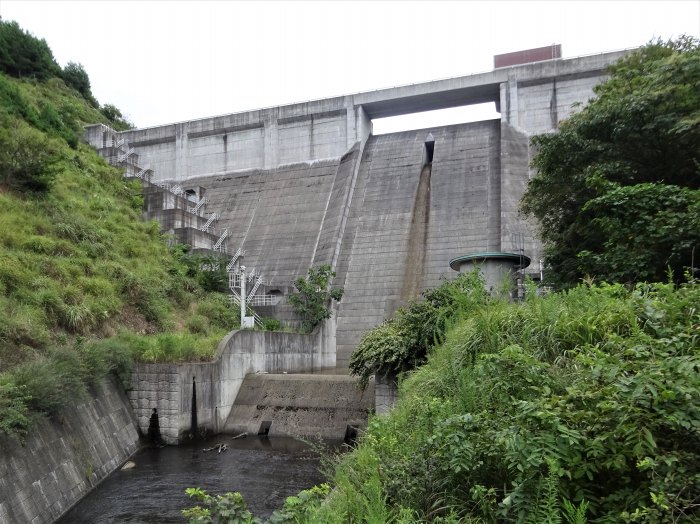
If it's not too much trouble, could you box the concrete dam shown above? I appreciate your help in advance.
[83,46,630,440]
[1,46,637,524]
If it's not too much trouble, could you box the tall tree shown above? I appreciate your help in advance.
[521,37,700,287]
[0,19,61,80]
[62,62,98,107]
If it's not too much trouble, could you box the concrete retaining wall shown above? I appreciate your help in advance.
[0,379,140,524]
[128,323,336,444]
[375,374,399,415]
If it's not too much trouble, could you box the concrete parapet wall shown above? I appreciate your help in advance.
[84,50,627,182]
[0,379,140,524]
[127,323,336,444]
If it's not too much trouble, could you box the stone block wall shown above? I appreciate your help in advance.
[0,379,140,524]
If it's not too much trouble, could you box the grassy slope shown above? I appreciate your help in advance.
[0,73,237,438]
[310,281,700,523]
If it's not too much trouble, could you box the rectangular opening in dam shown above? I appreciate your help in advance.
[372,102,500,135]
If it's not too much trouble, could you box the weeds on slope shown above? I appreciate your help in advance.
[316,280,700,523]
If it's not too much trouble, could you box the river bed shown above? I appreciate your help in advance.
[57,436,337,523]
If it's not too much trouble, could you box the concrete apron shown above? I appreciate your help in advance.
[225,373,374,440]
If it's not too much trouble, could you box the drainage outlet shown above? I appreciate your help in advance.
[258,420,272,436]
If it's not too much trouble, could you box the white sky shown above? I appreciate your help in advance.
[0,0,698,132]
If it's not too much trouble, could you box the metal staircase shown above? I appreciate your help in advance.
[201,213,217,232]
[88,125,282,331]
[227,267,263,328]
[226,252,280,327]
[247,276,263,301]
[226,247,244,271]
[188,197,208,215]
[118,147,135,164]
[135,167,152,181]
[213,229,228,252]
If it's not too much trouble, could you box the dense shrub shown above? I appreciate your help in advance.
[350,270,488,387]
[0,116,60,192]
[317,280,700,522]
[100,103,134,131]
[61,61,98,107]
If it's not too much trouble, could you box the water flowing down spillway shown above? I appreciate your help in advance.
[57,436,336,523]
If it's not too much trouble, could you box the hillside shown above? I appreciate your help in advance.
[305,279,700,522]
[0,22,237,440]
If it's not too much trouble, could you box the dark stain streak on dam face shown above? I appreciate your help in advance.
[400,160,431,302]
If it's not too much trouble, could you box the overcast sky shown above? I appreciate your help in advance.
[1,1,698,132]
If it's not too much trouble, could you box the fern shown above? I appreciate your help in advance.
[526,463,561,524]
[562,499,588,524]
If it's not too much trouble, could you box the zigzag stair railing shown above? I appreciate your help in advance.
[188,197,208,215]
[226,248,243,271]
[201,213,217,232]
[213,229,228,251]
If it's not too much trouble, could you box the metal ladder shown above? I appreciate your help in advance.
[246,276,264,302]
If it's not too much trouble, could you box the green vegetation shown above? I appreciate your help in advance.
[315,279,700,522]
[62,61,98,108]
[0,18,132,131]
[181,277,700,522]
[172,245,231,294]
[183,484,331,524]
[288,265,344,333]
[0,21,236,441]
[521,37,700,288]
[0,19,60,80]
[350,271,487,388]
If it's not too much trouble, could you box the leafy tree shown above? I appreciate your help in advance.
[62,61,98,107]
[100,103,134,131]
[0,19,61,80]
[521,36,700,287]
[288,265,343,333]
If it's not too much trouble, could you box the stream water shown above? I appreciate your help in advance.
[58,436,338,523]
